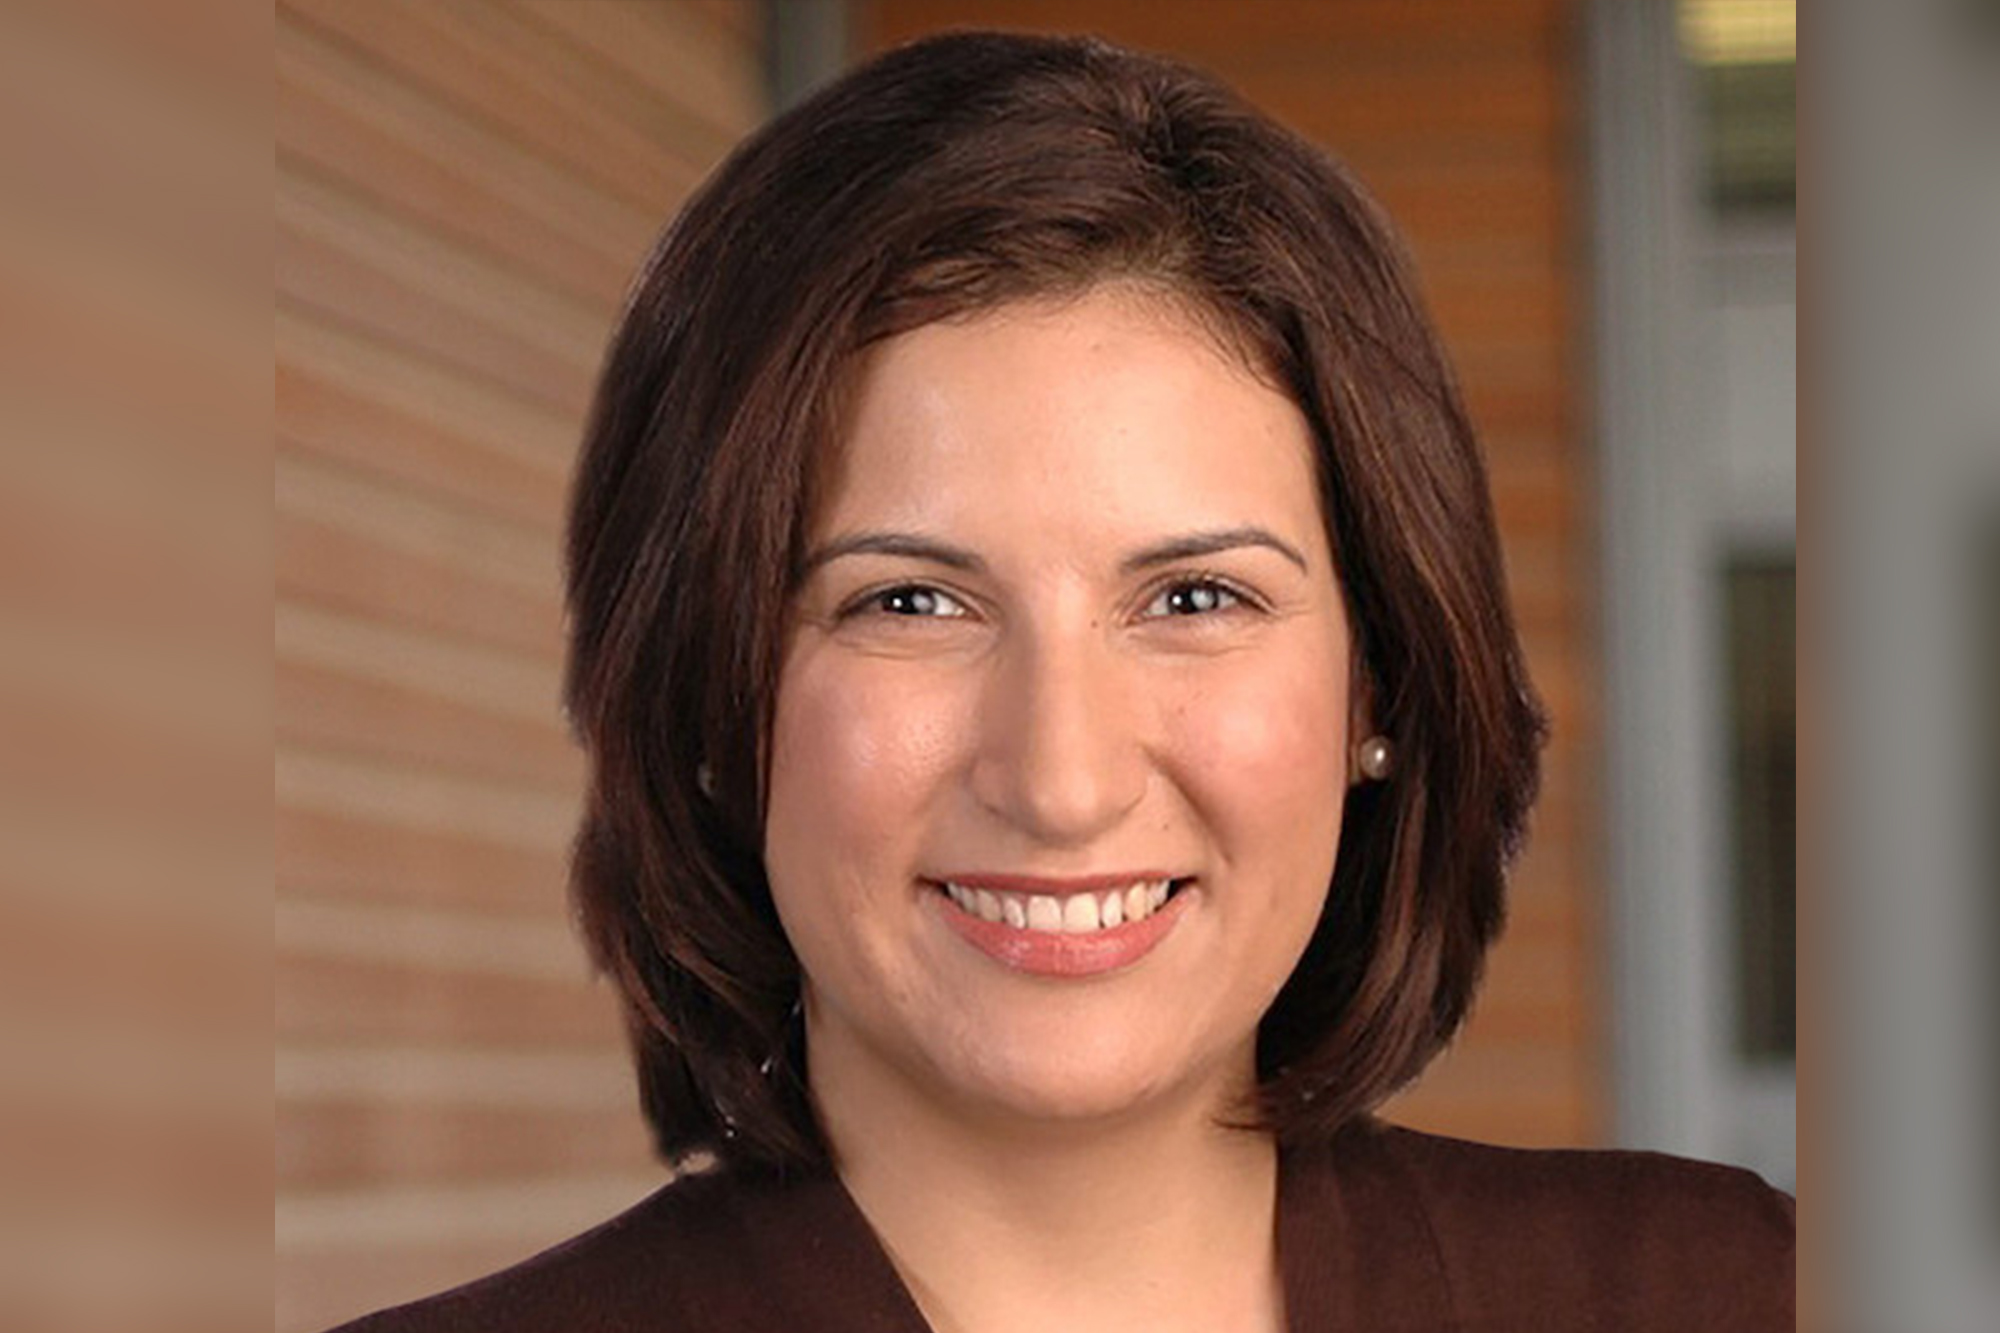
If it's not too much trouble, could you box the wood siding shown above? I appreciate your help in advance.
[274,3,765,1328]
[862,0,1604,1149]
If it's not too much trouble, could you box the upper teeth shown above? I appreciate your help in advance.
[941,880,1173,933]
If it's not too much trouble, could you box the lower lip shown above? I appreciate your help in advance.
[931,883,1192,977]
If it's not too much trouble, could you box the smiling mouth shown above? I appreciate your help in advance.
[929,878,1192,935]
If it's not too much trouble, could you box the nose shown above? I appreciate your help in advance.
[967,622,1148,846]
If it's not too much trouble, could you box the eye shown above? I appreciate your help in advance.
[1142,578,1251,618]
[849,583,971,619]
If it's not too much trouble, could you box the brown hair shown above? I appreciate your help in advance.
[564,31,1544,1171]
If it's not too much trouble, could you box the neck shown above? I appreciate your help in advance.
[813,1039,1285,1333]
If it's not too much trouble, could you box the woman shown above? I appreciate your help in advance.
[338,31,1792,1333]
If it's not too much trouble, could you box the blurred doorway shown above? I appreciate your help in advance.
[1589,0,1796,1189]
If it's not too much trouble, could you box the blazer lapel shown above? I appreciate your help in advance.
[721,1167,938,1333]
[1278,1125,1458,1332]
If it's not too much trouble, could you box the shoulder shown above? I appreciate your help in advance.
[1354,1119,1797,1238]
[1335,1120,1795,1331]
[323,1165,788,1333]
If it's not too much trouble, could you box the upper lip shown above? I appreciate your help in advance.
[926,872,1184,896]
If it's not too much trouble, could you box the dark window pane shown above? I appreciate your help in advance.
[1724,556,1796,1060]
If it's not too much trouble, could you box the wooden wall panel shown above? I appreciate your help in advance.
[276,806,570,914]
[280,1101,652,1190]
[273,3,766,1329]
[278,19,647,308]
[863,0,1603,1148]
[278,171,604,415]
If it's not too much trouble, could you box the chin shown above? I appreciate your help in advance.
[931,1029,1232,1132]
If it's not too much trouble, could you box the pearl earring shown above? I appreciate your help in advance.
[1356,735,1394,781]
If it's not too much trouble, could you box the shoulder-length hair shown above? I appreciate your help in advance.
[564,30,1545,1171]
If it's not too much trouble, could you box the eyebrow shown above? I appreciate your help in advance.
[800,525,1309,578]
[1118,526,1309,575]
[799,531,987,578]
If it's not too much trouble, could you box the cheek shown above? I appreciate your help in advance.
[765,649,966,879]
[1164,647,1349,862]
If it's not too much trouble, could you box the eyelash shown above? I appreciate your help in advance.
[838,574,1263,623]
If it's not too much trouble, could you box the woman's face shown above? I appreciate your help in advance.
[766,284,1354,1136]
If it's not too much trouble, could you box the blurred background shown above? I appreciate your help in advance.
[0,3,267,1330]
[263,1,1798,1326]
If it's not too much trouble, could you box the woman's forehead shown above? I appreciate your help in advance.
[812,286,1330,565]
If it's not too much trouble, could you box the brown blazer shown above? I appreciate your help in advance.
[331,1118,1795,1332]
